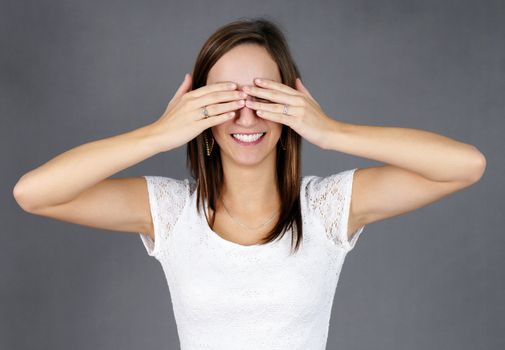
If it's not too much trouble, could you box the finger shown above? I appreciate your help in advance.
[189,80,238,98]
[254,109,294,127]
[253,78,299,96]
[204,99,245,117]
[195,90,247,109]
[245,100,301,117]
[202,110,236,127]
[242,85,301,106]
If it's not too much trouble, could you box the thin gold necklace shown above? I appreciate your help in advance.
[220,196,278,231]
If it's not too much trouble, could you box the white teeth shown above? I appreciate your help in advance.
[232,132,265,142]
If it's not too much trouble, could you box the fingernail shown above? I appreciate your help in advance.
[255,78,262,84]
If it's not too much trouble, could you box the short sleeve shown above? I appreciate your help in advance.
[138,176,189,259]
[305,168,365,252]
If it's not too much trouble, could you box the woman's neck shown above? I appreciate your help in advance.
[220,158,280,215]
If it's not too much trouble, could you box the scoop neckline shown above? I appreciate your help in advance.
[199,198,285,251]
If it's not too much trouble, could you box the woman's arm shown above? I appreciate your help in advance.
[324,121,486,238]
[13,124,163,212]
[325,121,486,183]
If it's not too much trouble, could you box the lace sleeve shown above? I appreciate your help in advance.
[305,168,365,252]
[138,176,189,259]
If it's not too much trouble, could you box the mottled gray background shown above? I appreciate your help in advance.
[2,0,504,349]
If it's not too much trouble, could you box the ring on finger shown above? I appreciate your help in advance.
[202,106,209,118]
[282,104,289,115]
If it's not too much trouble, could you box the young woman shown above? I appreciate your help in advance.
[13,18,486,350]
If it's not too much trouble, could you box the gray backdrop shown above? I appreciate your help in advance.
[2,0,504,349]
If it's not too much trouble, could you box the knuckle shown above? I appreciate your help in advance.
[185,95,196,107]
[183,94,195,106]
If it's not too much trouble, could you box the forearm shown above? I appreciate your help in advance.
[325,120,486,182]
[14,123,164,210]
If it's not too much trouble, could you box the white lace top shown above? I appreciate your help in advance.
[139,168,365,350]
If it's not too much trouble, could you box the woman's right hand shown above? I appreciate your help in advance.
[150,73,247,152]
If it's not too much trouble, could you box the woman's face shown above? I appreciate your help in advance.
[206,43,283,166]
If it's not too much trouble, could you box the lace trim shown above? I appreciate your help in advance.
[139,176,189,259]
[306,168,364,251]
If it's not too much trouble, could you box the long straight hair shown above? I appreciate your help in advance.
[186,17,303,255]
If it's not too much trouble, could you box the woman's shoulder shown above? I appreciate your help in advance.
[143,175,195,200]
[302,169,357,191]
[301,168,363,251]
[301,168,359,208]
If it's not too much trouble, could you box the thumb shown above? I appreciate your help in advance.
[164,73,192,112]
[172,73,192,100]
[295,78,317,104]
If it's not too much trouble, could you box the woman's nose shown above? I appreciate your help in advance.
[235,99,260,125]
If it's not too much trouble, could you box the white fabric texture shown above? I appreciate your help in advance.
[139,168,365,350]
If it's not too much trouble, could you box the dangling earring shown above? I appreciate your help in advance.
[204,131,214,156]
[280,134,287,150]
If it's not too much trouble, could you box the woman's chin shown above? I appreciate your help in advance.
[221,148,271,167]
[232,153,265,166]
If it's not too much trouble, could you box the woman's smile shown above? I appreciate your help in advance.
[230,132,267,146]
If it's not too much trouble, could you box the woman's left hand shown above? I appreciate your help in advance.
[242,77,337,149]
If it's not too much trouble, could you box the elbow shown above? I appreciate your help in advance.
[13,176,36,213]
[466,147,487,184]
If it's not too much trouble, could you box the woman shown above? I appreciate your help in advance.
[13,18,486,349]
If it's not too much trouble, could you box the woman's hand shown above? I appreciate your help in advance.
[243,78,337,150]
[150,73,248,152]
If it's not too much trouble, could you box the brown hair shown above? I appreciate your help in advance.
[186,17,303,255]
